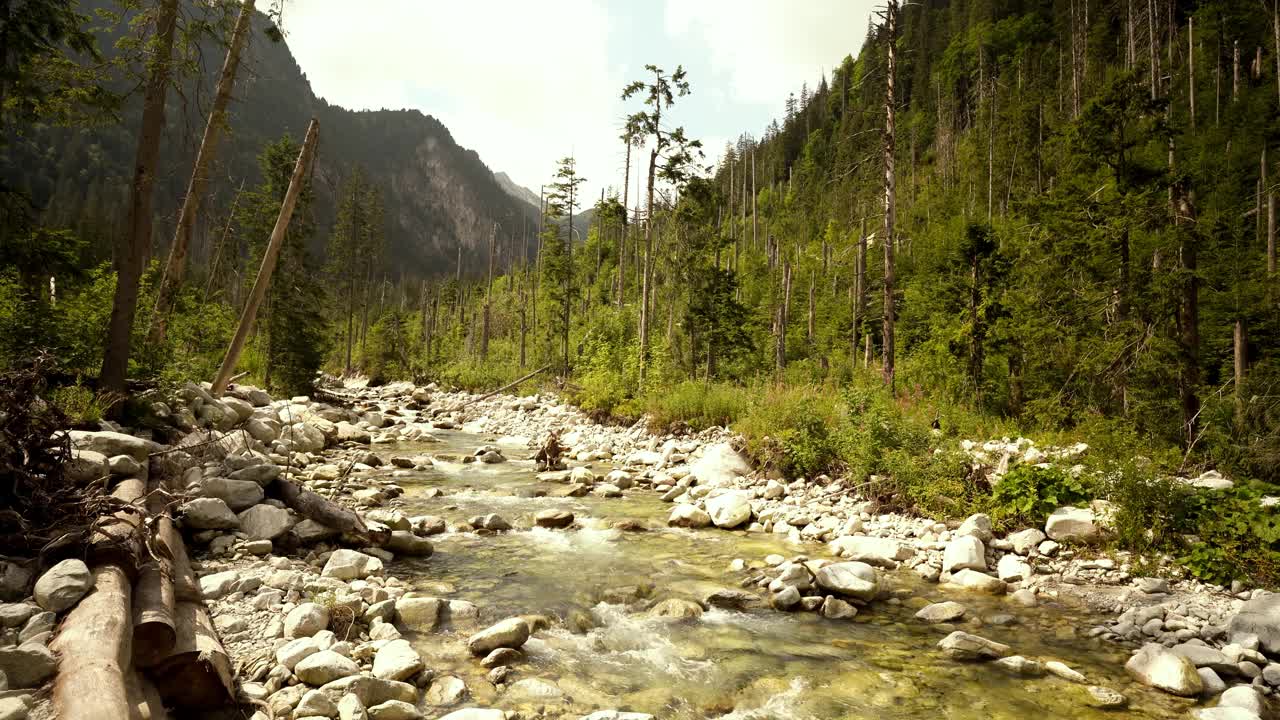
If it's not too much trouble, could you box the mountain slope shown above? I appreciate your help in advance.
[0,2,537,278]
[494,172,541,209]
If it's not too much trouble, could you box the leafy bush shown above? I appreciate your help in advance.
[990,465,1092,529]
[645,381,747,432]
[1177,487,1280,587]
[736,384,845,478]
[1097,460,1194,556]
[48,382,119,427]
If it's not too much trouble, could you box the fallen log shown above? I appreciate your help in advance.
[431,363,551,417]
[126,669,171,720]
[270,475,387,546]
[88,478,147,577]
[51,563,133,720]
[148,599,235,710]
[132,514,176,668]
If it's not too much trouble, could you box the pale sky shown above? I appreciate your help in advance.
[281,0,876,204]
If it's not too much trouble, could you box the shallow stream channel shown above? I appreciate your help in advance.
[377,430,1191,720]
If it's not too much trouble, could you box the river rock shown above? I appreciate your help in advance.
[316,675,416,708]
[1219,686,1266,715]
[0,604,38,629]
[281,423,326,453]
[770,585,801,610]
[1229,594,1280,655]
[956,513,993,542]
[705,491,753,528]
[688,443,751,484]
[69,430,159,462]
[369,699,422,720]
[66,449,109,484]
[373,639,423,681]
[829,536,913,567]
[198,570,239,600]
[0,562,31,602]
[0,697,28,720]
[238,504,294,541]
[286,602,331,638]
[435,711,505,720]
[181,497,239,530]
[385,531,433,557]
[468,514,511,531]
[229,463,281,486]
[201,477,264,511]
[534,509,574,529]
[649,598,704,620]
[1046,660,1086,683]
[1086,686,1128,709]
[481,648,521,668]
[814,562,878,601]
[295,688,339,718]
[1173,643,1235,674]
[1192,709,1261,720]
[276,636,321,669]
[938,631,1010,661]
[915,601,966,623]
[994,655,1046,677]
[821,596,858,619]
[947,568,1007,594]
[0,643,56,688]
[943,535,986,573]
[996,554,1032,583]
[467,617,530,655]
[1045,506,1098,541]
[323,550,383,580]
[395,597,440,631]
[425,675,467,705]
[1125,643,1204,696]
[33,559,91,612]
[1008,528,1046,555]
[296,650,360,686]
[668,505,712,528]
[580,713,657,720]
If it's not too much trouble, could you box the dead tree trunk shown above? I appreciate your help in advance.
[51,564,133,720]
[882,0,899,388]
[481,222,494,359]
[639,148,657,387]
[100,0,179,396]
[148,0,255,343]
[210,118,318,397]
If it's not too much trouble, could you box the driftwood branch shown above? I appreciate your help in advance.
[432,364,551,417]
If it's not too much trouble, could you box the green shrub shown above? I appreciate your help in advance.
[736,384,844,478]
[1098,460,1194,556]
[48,382,118,427]
[990,465,1092,529]
[644,381,747,431]
[1177,487,1280,587]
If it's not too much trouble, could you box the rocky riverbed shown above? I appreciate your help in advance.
[2,379,1278,720]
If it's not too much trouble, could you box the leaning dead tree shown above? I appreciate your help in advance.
[149,0,256,344]
[211,118,320,397]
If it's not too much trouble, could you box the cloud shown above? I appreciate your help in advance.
[281,0,623,200]
[663,0,876,109]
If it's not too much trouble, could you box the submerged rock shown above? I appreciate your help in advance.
[668,505,712,529]
[915,601,966,624]
[813,562,878,601]
[467,617,530,655]
[937,631,1010,661]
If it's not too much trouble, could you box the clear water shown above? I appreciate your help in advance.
[380,430,1192,719]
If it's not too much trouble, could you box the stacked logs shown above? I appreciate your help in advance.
[48,457,382,719]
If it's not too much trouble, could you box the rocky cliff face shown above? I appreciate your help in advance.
[0,2,537,277]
